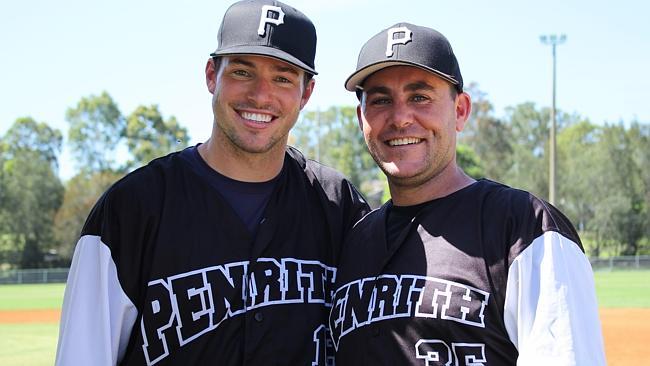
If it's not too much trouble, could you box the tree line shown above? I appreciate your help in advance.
[0,92,189,269]
[290,83,650,258]
[1,86,648,269]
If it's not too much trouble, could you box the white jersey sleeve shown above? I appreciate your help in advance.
[55,235,138,366]
[503,231,606,365]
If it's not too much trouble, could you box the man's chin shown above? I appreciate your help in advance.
[379,162,418,179]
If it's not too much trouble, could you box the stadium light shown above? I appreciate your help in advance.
[540,33,566,205]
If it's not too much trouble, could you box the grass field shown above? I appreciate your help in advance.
[0,270,648,365]
[0,323,59,365]
[0,283,65,311]
[594,270,650,307]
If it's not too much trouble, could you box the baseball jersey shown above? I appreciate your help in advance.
[329,179,605,365]
[56,146,369,366]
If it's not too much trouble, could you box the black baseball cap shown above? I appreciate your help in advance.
[211,0,318,75]
[345,23,462,93]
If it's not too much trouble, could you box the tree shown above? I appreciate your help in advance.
[53,171,124,263]
[627,121,650,251]
[500,102,551,198]
[124,105,190,168]
[66,91,124,173]
[292,106,381,203]
[0,118,64,268]
[587,123,646,255]
[460,83,512,181]
[456,144,483,179]
[556,120,597,225]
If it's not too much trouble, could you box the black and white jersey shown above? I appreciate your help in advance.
[330,179,605,365]
[56,147,369,366]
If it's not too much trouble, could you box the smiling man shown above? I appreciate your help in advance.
[55,1,369,365]
[329,23,606,365]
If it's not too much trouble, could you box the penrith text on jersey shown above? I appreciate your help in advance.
[329,274,490,349]
[140,257,336,365]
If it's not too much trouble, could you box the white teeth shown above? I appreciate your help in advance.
[388,137,421,146]
[241,111,273,123]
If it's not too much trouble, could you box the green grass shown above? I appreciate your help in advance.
[0,283,66,310]
[1,271,649,312]
[594,270,650,308]
[0,271,647,365]
[0,323,59,366]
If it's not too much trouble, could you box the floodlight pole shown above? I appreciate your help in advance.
[540,34,566,205]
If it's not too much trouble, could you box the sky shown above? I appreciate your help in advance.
[1,0,649,180]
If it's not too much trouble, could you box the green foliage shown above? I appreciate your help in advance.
[2,84,649,265]
[66,93,190,174]
[0,118,64,268]
[500,102,551,198]
[125,105,190,168]
[1,117,62,165]
[292,106,381,201]
[581,123,646,256]
[456,144,483,179]
[65,91,124,173]
[53,171,124,263]
[458,85,649,256]
[0,91,193,268]
[460,83,513,180]
[556,120,598,234]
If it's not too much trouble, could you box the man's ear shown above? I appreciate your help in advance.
[455,92,472,132]
[356,104,364,131]
[205,58,217,94]
[299,78,316,110]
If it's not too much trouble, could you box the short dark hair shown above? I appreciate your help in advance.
[212,57,313,91]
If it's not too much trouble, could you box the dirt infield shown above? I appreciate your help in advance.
[599,308,648,365]
[0,308,647,364]
[0,308,60,323]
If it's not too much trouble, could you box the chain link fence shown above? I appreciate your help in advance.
[590,255,650,271]
[1,256,649,284]
[0,268,69,284]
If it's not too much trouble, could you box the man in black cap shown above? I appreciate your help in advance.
[329,23,605,365]
[55,1,368,365]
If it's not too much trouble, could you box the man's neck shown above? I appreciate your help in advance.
[198,138,285,182]
[389,165,475,206]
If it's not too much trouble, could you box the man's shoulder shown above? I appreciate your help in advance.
[97,151,190,210]
[285,146,362,198]
[474,179,581,246]
[284,146,370,222]
[285,146,349,183]
[115,152,182,190]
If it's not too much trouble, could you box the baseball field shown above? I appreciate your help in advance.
[0,270,648,365]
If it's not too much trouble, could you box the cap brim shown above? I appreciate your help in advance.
[344,60,458,92]
[212,45,317,75]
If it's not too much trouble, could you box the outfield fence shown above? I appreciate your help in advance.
[0,255,649,284]
[590,255,650,271]
[0,268,69,285]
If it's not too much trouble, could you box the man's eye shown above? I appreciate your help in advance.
[370,97,391,105]
[232,69,251,77]
[276,76,293,84]
[411,95,429,102]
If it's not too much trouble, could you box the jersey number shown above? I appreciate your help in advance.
[415,339,486,366]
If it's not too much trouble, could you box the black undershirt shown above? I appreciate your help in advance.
[386,202,430,250]
[179,145,280,236]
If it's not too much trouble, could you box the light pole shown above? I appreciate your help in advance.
[540,34,566,205]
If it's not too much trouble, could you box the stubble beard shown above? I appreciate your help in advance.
[213,100,296,156]
[218,119,287,155]
[367,137,451,191]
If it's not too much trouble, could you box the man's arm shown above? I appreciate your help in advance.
[55,235,138,365]
[503,231,606,365]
